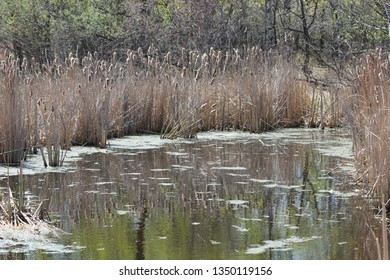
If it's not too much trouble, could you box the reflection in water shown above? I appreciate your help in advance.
[136,186,148,260]
[136,207,147,260]
[0,129,385,259]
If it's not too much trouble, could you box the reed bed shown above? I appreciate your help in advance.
[344,49,390,259]
[0,47,323,167]
[0,57,26,166]
[346,51,390,199]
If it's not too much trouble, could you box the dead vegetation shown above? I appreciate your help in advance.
[343,49,390,259]
[0,163,50,231]
[1,46,388,257]
[1,47,337,167]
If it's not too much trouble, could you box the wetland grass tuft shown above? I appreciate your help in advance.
[0,163,50,228]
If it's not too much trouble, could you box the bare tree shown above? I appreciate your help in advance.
[381,0,390,38]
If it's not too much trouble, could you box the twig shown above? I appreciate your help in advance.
[0,204,10,218]
[367,222,382,260]
[33,201,43,220]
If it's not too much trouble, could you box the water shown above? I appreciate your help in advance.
[0,128,371,260]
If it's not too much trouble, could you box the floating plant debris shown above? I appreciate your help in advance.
[211,166,247,171]
[165,152,189,157]
[0,223,82,254]
[232,225,249,232]
[116,210,130,215]
[227,200,249,205]
[245,236,321,254]
[95,181,116,185]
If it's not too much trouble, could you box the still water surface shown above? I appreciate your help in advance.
[1,128,368,260]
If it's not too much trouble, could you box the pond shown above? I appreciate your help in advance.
[0,128,372,260]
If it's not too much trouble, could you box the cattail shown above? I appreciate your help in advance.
[194,68,201,81]
[217,51,222,62]
[53,56,59,66]
[112,52,117,64]
[138,47,143,58]
[164,52,171,65]
[81,56,88,66]
[71,57,79,68]
[153,57,158,69]
[100,61,107,71]
[201,53,208,67]
[57,65,63,76]
[7,53,14,65]
[234,54,240,65]
[181,67,186,78]
[209,47,214,58]
[194,54,200,69]
[181,48,186,67]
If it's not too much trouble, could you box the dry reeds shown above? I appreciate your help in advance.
[0,57,27,166]
[347,50,390,198]
[344,49,390,259]
[0,163,50,227]
[0,47,321,167]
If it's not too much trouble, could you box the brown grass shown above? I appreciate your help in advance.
[0,58,27,166]
[0,47,326,167]
[343,49,390,259]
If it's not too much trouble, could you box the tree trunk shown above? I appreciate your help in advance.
[299,0,310,75]
[264,0,277,49]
